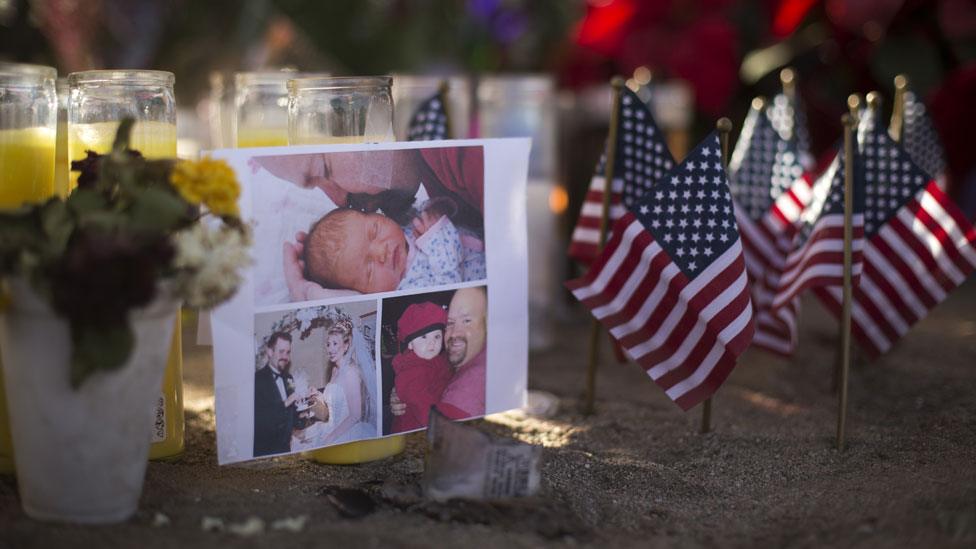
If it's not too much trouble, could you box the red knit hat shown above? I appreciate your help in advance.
[397,302,447,344]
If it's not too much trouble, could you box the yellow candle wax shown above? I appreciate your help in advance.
[67,119,185,461]
[0,127,56,206]
[236,128,289,148]
[150,323,184,460]
[53,118,69,198]
[0,126,56,474]
[67,120,178,188]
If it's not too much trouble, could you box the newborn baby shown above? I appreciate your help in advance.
[303,200,485,294]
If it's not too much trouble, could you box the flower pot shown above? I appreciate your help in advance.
[0,279,179,524]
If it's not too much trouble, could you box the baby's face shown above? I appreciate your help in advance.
[408,330,443,360]
[330,211,408,293]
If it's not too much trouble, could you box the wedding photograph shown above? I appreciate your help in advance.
[252,300,379,458]
[249,146,487,305]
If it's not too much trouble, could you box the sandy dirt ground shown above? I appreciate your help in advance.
[1,279,975,548]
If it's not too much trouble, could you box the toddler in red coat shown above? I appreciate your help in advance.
[391,301,453,433]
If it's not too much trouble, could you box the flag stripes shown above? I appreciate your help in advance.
[728,95,813,356]
[771,213,865,309]
[568,175,627,261]
[568,88,674,264]
[814,182,976,357]
[736,173,816,355]
[567,213,754,410]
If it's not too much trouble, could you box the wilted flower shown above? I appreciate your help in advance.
[172,223,251,309]
[0,121,251,386]
[50,229,174,327]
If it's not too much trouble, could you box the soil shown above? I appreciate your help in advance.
[1,280,975,548]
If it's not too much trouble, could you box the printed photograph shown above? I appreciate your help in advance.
[249,146,486,305]
[252,301,378,458]
[379,285,487,435]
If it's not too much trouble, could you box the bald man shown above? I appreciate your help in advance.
[436,286,487,418]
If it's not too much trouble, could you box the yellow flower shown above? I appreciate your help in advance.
[170,157,241,217]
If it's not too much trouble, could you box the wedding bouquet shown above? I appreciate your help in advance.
[0,119,250,386]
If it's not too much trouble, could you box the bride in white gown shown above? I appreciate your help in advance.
[293,317,376,449]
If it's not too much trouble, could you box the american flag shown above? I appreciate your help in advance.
[768,133,866,311]
[769,91,815,172]
[566,133,754,410]
[568,87,674,264]
[743,105,876,343]
[729,98,807,355]
[406,88,449,141]
[814,124,976,358]
[897,90,947,183]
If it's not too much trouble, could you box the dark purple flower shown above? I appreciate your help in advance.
[467,0,500,21]
[50,229,174,328]
[493,10,527,45]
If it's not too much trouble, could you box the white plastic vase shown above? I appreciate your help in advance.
[0,279,179,524]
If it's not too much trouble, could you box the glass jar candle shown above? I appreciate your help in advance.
[0,63,57,206]
[392,74,470,140]
[478,74,562,351]
[0,62,58,474]
[53,77,70,198]
[235,70,301,148]
[288,76,394,145]
[68,70,184,461]
[287,75,404,464]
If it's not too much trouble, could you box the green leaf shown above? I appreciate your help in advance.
[39,200,74,258]
[70,321,134,388]
[79,210,126,232]
[112,119,136,154]
[0,209,44,272]
[67,189,109,216]
[127,187,191,234]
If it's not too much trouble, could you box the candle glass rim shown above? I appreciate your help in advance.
[392,74,470,96]
[287,76,392,93]
[0,62,57,80]
[235,69,308,89]
[478,73,553,93]
[68,70,175,87]
[0,72,56,88]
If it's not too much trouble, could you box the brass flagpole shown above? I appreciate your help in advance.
[438,80,453,139]
[833,94,861,393]
[865,91,882,115]
[890,74,908,143]
[780,67,796,99]
[836,112,857,451]
[847,93,862,118]
[701,117,733,434]
[583,76,626,416]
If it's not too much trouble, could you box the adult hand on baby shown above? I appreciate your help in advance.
[410,210,442,237]
[283,231,361,302]
[389,388,407,416]
[411,196,458,237]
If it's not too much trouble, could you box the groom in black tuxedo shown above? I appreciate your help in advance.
[254,331,299,457]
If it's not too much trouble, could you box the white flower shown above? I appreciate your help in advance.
[295,307,318,333]
[172,223,252,309]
